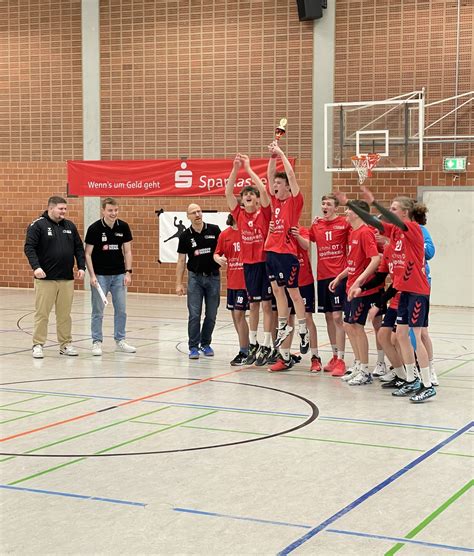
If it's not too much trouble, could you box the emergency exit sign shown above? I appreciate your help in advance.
[443,157,467,171]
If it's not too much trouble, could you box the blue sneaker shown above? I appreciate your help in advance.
[200,345,214,357]
[189,348,200,359]
[392,378,421,397]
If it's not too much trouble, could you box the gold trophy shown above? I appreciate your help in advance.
[275,118,287,141]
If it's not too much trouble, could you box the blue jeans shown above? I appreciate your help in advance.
[187,272,220,350]
[91,274,127,342]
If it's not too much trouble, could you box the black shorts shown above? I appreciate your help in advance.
[343,293,380,325]
[226,288,249,311]
[382,307,398,329]
[397,292,430,328]
[266,252,300,289]
[317,277,346,313]
[243,262,273,302]
[287,283,316,315]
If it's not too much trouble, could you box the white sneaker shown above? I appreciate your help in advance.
[32,345,44,359]
[116,340,136,353]
[348,371,373,386]
[60,344,78,356]
[380,368,397,382]
[92,341,103,356]
[342,362,360,382]
[430,368,439,386]
[372,361,387,377]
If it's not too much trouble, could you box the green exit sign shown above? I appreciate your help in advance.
[443,157,467,172]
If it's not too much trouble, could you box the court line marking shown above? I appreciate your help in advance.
[171,509,473,553]
[385,479,474,555]
[0,368,244,443]
[0,484,146,507]
[276,420,474,555]
[438,359,473,377]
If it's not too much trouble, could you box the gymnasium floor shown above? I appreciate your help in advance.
[1,287,472,555]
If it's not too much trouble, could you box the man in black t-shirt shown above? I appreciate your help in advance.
[85,197,136,356]
[176,203,221,359]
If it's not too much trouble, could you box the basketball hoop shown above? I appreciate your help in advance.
[351,153,381,185]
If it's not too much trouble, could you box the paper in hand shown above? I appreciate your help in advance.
[96,283,109,305]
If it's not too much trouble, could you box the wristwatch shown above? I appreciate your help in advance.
[125,269,133,274]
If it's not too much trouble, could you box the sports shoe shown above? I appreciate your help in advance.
[331,359,347,377]
[348,371,373,386]
[410,385,437,403]
[246,342,259,365]
[189,347,200,359]
[269,356,293,372]
[372,361,387,377]
[323,355,338,372]
[91,341,102,356]
[255,345,272,366]
[32,344,44,359]
[230,351,247,366]
[116,340,136,353]
[381,377,406,389]
[392,378,421,397]
[60,344,78,356]
[430,369,439,386]
[200,345,214,357]
[267,348,279,365]
[299,330,310,354]
[310,355,322,372]
[380,368,397,382]
[274,325,293,348]
[290,354,302,365]
[341,363,359,382]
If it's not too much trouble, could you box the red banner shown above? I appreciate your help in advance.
[67,158,295,197]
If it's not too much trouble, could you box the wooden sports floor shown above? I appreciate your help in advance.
[1,288,472,555]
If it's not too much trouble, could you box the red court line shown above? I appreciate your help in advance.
[0,367,245,444]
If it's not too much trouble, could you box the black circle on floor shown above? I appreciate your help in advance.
[0,375,319,458]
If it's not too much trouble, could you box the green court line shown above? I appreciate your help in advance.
[0,406,172,464]
[179,424,472,458]
[0,398,88,425]
[438,359,473,377]
[0,394,47,408]
[384,480,474,555]
[0,408,36,414]
[7,410,217,485]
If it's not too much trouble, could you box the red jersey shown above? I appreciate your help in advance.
[264,192,303,256]
[296,227,314,287]
[231,204,272,264]
[382,221,430,295]
[346,225,380,297]
[215,226,246,290]
[309,215,351,280]
[379,242,400,310]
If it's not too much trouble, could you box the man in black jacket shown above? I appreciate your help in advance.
[24,196,86,358]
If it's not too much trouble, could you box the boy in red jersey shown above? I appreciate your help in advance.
[214,213,250,366]
[330,199,381,386]
[265,141,309,357]
[226,154,274,366]
[269,226,321,372]
[347,187,435,403]
[296,195,351,376]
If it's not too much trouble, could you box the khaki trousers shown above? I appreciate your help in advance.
[33,279,74,349]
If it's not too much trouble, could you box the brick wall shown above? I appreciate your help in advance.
[2,0,473,291]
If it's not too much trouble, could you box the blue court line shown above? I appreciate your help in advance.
[277,420,474,555]
[172,508,473,553]
[1,386,473,434]
[173,507,311,529]
[0,484,146,507]
[326,528,474,553]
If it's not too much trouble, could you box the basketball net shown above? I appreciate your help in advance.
[351,153,381,185]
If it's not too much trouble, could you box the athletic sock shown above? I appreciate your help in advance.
[241,347,249,355]
[394,366,406,379]
[338,351,345,360]
[377,350,385,364]
[332,345,338,356]
[278,317,288,330]
[249,331,258,344]
[263,332,272,347]
[360,363,369,375]
[420,366,432,387]
[405,363,416,382]
[429,359,434,372]
[311,348,319,357]
[281,348,290,361]
[298,319,307,334]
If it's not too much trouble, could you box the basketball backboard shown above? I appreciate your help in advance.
[324,91,424,172]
